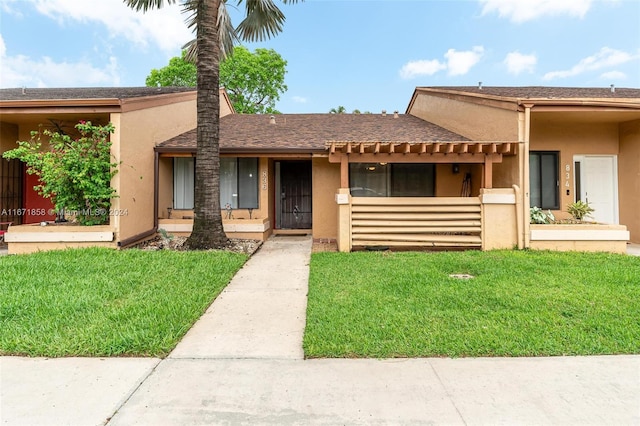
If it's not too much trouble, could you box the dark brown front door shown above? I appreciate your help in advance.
[276,161,312,229]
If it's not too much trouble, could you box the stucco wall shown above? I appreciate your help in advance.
[409,92,521,189]
[409,93,519,141]
[529,120,619,219]
[435,163,482,196]
[111,97,197,243]
[312,157,340,240]
[619,119,640,242]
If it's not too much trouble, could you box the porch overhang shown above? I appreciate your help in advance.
[327,141,518,189]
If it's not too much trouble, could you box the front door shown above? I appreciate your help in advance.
[575,155,618,224]
[276,161,312,229]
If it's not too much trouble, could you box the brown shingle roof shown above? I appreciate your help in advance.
[417,86,640,100]
[0,87,195,101]
[157,113,470,153]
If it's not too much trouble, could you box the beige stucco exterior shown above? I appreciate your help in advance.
[619,120,640,242]
[407,88,639,245]
[311,156,340,241]
[3,86,637,253]
[111,93,197,244]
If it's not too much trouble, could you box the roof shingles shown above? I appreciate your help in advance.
[418,86,640,100]
[157,113,470,153]
[0,87,195,101]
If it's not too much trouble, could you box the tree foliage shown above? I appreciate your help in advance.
[2,122,118,225]
[221,46,287,114]
[146,46,287,114]
[146,51,197,87]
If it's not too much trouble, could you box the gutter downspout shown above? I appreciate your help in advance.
[523,103,533,248]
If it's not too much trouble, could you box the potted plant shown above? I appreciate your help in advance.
[567,200,595,221]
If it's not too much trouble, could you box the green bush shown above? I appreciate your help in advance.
[567,200,595,221]
[2,121,118,225]
[530,206,555,224]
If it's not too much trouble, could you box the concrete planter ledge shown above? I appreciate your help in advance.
[5,223,115,255]
[158,218,271,241]
[530,223,629,254]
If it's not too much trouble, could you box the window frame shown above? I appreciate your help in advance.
[529,151,560,210]
[349,162,435,197]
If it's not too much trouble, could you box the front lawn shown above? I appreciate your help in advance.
[304,250,640,358]
[0,248,247,357]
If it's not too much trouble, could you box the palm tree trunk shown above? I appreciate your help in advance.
[185,0,228,249]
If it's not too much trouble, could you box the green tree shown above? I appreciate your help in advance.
[329,105,346,114]
[2,121,118,225]
[221,46,287,114]
[146,46,288,114]
[146,51,197,87]
[126,0,302,250]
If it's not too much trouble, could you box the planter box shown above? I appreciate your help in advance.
[530,223,629,254]
[158,218,271,241]
[5,223,115,255]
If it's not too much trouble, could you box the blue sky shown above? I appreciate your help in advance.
[1,0,639,113]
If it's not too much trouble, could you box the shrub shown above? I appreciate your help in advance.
[530,206,555,224]
[2,121,118,225]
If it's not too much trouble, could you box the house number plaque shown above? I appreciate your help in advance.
[262,170,268,190]
[565,164,571,195]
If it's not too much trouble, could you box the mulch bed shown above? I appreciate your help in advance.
[133,235,262,255]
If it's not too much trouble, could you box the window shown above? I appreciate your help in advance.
[530,151,559,209]
[220,157,259,209]
[349,163,435,197]
[173,157,259,210]
[173,157,194,209]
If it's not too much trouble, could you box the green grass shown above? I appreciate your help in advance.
[304,250,640,358]
[0,247,247,357]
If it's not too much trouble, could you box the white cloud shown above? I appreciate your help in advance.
[445,46,484,76]
[600,71,627,80]
[543,47,636,80]
[504,51,537,75]
[292,96,308,103]
[399,59,446,79]
[0,34,120,88]
[479,0,592,23]
[1,0,24,17]
[399,46,483,79]
[29,0,191,53]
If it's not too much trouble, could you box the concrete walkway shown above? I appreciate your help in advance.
[1,235,639,425]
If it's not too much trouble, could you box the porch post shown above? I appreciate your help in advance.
[483,156,493,189]
[523,104,533,248]
[336,188,352,252]
[340,154,349,188]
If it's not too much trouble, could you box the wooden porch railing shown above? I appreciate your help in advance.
[350,197,482,248]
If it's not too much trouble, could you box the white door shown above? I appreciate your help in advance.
[576,155,618,224]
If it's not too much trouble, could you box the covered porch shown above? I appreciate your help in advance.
[328,140,521,252]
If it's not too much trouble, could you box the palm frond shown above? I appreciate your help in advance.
[218,1,238,58]
[124,0,177,12]
[236,0,286,42]
[181,0,199,29]
[182,1,238,62]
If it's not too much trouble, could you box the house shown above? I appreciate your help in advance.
[158,86,639,252]
[1,86,638,254]
[407,86,640,250]
[0,87,233,253]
